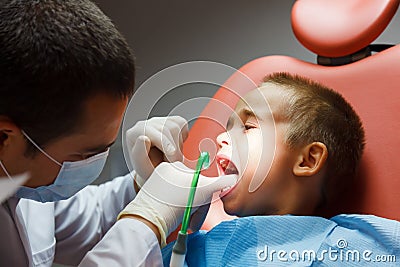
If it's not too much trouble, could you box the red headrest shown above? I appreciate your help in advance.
[292,0,400,57]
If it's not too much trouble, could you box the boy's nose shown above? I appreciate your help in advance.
[217,131,231,148]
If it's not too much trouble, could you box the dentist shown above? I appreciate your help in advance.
[0,0,235,266]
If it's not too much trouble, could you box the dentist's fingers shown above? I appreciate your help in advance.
[127,116,188,147]
[126,116,188,168]
[131,126,175,163]
[143,121,184,159]
[169,116,189,141]
[173,117,189,162]
[126,118,175,153]
[159,125,182,162]
[198,174,237,194]
[156,116,188,162]
[193,174,237,207]
[130,135,153,183]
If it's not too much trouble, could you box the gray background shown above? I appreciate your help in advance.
[54,1,400,265]
[94,0,400,185]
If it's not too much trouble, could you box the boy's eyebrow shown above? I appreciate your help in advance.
[226,107,263,129]
[239,107,263,122]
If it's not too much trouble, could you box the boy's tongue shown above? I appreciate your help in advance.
[219,158,239,175]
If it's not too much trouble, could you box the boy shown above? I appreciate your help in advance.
[215,72,365,217]
[162,73,399,265]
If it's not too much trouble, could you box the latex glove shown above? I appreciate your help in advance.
[126,116,189,188]
[118,162,237,247]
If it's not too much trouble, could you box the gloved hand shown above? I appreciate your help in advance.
[126,116,189,188]
[118,162,238,247]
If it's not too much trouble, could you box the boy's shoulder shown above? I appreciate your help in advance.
[162,215,399,266]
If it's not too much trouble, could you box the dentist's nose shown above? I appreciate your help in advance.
[217,131,231,148]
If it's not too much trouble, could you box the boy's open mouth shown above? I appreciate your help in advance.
[216,155,239,175]
[216,154,240,197]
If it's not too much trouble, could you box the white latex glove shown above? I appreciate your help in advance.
[118,162,238,247]
[126,116,189,188]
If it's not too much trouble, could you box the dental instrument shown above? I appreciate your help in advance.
[170,152,210,267]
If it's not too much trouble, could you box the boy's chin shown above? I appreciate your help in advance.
[221,199,243,217]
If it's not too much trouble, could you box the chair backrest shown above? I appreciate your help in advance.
[183,0,400,228]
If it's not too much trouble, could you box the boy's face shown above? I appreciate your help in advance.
[216,83,300,216]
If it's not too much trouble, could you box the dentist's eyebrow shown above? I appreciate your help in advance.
[83,140,116,153]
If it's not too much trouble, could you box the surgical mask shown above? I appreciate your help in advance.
[0,162,29,203]
[2,130,109,203]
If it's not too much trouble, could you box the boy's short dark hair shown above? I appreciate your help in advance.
[0,0,135,151]
[263,72,365,206]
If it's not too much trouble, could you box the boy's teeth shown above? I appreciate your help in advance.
[221,186,231,192]
[220,160,228,169]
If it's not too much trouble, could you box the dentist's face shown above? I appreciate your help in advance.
[216,84,299,216]
[0,93,128,188]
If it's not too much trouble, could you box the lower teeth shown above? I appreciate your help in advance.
[222,186,231,192]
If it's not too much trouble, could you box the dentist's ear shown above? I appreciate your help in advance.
[293,142,328,177]
[0,116,20,150]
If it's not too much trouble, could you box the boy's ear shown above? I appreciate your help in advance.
[0,116,20,150]
[293,142,328,177]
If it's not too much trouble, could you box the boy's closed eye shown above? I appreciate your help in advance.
[244,123,257,131]
[243,116,259,132]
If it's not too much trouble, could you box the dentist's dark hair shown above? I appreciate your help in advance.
[0,0,135,153]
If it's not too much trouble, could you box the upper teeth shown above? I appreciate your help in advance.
[219,158,229,169]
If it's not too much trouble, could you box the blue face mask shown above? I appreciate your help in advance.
[9,131,109,203]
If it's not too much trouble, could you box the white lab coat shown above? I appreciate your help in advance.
[0,173,162,267]
[80,218,163,266]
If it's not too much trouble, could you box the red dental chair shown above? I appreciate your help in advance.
[183,0,400,230]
